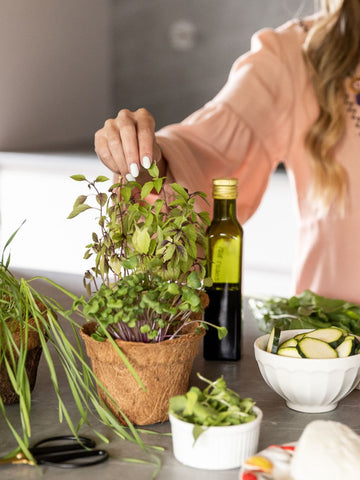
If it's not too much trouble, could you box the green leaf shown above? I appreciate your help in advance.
[186,271,201,289]
[121,256,139,270]
[192,425,206,442]
[198,211,211,225]
[67,204,92,219]
[120,185,131,203]
[109,256,122,275]
[132,227,151,254]
[141,182,154,200]
[154,199,164,215]
[94,175,109,183]
[217,326,228,340]
[96,193,107,207]
[70,174,86,181]
[170,183,188,200]
[153,178,163,193]
[74,195,88,207]
[167,283,180,295]
[182,289,201,308]
[162,243,176,262]
[148,163,159,177]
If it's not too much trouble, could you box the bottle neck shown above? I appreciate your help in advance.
[213,198,237,220]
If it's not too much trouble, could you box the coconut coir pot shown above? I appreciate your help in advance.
[80,322,204,425]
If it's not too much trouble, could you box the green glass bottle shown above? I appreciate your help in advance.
[203,178,243,361]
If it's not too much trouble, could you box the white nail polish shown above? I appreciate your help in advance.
[141,156,151,169]
[126,173,135,182]
[130,163,139,178]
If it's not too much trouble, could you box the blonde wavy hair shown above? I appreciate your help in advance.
[303,0,360,214]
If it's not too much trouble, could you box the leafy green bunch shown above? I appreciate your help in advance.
[68,164,210,294]
[169,373,257,441]
[73,271,206,343]
[250,289,360,334]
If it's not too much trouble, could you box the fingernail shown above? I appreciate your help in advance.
[126,173,135,182]
[130,163,139,178]
[141,155,151,169]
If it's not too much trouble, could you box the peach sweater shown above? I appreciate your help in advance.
[156,18,360,303]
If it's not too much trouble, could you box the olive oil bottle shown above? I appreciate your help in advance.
[203,178,243,361]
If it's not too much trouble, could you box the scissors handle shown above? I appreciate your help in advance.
[0,436,108,469]
[31,435,108,469]
[36,449,109,468]
[31,436,96,456]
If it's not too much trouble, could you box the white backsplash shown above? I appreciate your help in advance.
[0,152,296,298]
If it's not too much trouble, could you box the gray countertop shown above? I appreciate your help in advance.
[1,270,360,479]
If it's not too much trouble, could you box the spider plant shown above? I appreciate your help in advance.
[0,225,162,473]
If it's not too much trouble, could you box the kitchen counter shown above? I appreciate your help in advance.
[1,270,359,479]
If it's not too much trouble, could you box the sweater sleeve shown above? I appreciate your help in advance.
[156,26,296,224]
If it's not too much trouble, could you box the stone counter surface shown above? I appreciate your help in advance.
[1,271,359,479]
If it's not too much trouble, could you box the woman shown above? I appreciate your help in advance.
[94,0,360,303]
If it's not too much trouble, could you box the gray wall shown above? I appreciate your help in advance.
[0,0,111,150]
[0,1,314,149]
[113,0,314,128]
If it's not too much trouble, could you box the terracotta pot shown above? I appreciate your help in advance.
[0,318,44,405]
[80,321,204,425]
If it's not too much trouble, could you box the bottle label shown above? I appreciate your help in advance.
[210,238,241,283]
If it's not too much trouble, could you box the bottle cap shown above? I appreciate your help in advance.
[212,178,238,199]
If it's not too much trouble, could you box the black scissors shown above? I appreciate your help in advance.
[0,435,109,468]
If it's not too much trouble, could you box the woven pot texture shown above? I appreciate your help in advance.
[0,318,44,405]
[80,321,204,425]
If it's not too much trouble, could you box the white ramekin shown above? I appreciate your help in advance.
[169,406,263,470]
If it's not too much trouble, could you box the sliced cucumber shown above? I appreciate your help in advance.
[266,327,281,354]
[279,338,298,349]
[303,327,344,348]
[278,346,302,358]
[297,337,338,359]
[293,333,306,341]
[353,337,360,355]
[336,336,356,358]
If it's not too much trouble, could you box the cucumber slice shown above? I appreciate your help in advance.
[297,337,338,359]
[278,346,302,358]
[336,336,355,357]
[303,327,344,348]
[279,338,298,349]
[294,333,307,341]
[266,327,281,354]
[353,337,360,354]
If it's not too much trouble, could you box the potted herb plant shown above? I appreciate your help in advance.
[68,165,226,425]
[169,374,262,470]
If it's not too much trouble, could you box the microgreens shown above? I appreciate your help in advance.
[169,373,257,442]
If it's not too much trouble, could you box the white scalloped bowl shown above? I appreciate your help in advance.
[254,329,360,413]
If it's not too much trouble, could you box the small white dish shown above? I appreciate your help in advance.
[169,406,263,470]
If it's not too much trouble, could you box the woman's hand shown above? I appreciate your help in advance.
[94,108,163,182]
